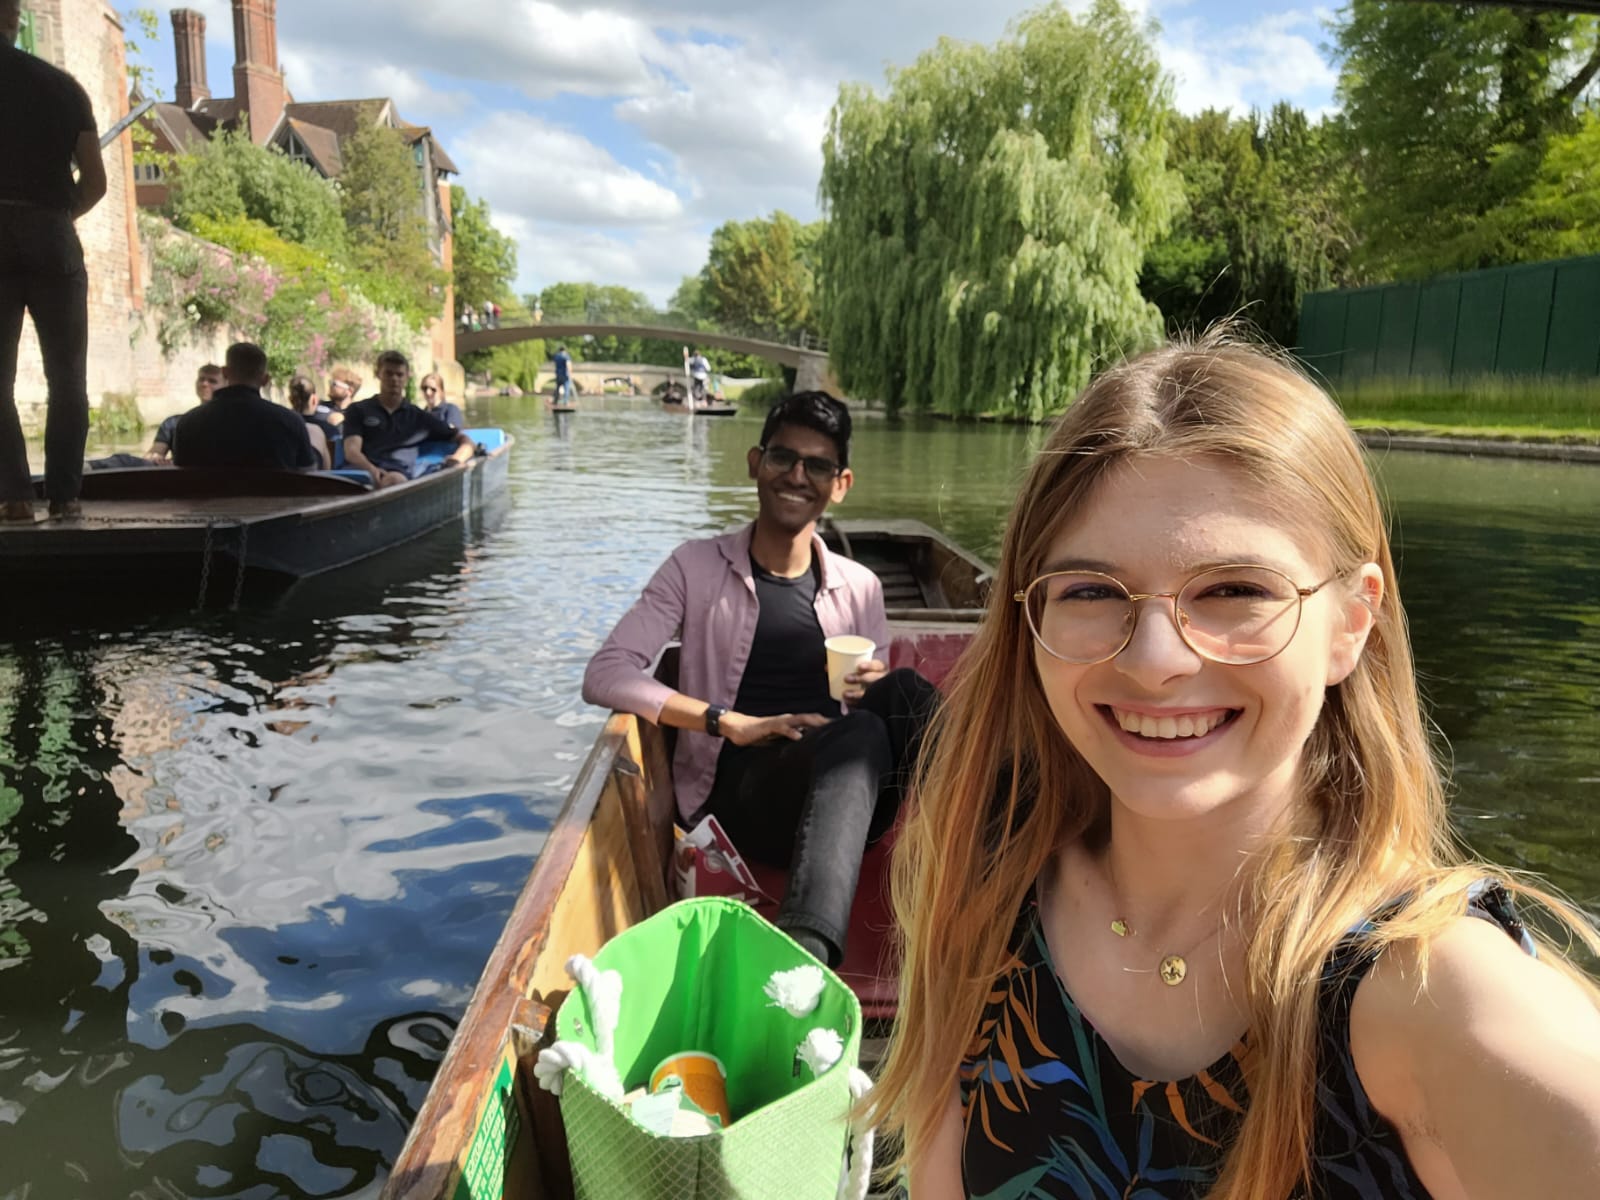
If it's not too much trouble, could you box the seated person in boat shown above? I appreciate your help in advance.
[288,375,337,469]
[419,372,465,429]
[324,367,360,421]
[341,351,474,489]
[148,363,221,462]
[88,363,221,470]
[583,391,939,967]
[172,342,319,471]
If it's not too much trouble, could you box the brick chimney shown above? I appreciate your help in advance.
[231,0,286,145]
[171,9,210,110]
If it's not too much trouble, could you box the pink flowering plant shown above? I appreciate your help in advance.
[143,215,412,382]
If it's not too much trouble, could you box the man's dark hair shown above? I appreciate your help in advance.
[759,391,852,467]
[375,349,411,373]
[224,342,269,382]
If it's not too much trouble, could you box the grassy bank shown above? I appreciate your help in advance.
[1331,376,1600,443]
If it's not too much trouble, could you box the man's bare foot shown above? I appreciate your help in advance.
[48,499,83,521]
[1,500,36,523]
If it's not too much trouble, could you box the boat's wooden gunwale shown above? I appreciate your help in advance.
[381,712,671,1200]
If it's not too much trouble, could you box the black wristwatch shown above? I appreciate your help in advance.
[704,704,728,738]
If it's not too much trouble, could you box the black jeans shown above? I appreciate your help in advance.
[0,205,89,506]
[706,667,941,965]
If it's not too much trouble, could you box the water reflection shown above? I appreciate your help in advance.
[0,399,1596,1198]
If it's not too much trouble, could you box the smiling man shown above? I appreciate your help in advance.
[583,391,939,967]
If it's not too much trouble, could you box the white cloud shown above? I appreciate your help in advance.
[139,0,1343,305]
[454,111,684,228]
[1157,11,1336,117]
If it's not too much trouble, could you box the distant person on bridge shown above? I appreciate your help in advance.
[583,391,940,968]
[1,0,107,522]
[551,346,573,403]
[342,350,473,488]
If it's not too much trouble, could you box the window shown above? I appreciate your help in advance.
[134,163,165,183]
[285,132,314,168]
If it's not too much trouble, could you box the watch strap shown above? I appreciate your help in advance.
[704,704,728,737]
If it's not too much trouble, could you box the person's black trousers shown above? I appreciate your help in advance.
[0,205,89,506]
[705,667,941,965]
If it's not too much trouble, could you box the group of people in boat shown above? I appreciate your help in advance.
[585,344,1600,1196]
[82,343,475,488]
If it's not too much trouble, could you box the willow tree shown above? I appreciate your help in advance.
[819,1,1181,418]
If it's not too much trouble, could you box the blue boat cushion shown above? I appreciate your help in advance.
[413,427,506,462]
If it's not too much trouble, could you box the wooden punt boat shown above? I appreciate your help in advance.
[661,402,739,416]
[380,518,989,1200]
[0,431,512,610]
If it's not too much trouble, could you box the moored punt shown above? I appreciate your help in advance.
[380,519,988,1200]
[0,430,512,610]
[661,402,739,416]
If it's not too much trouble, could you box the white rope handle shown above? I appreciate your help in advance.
[838,1066,876,1200]
[533,955,625,1100]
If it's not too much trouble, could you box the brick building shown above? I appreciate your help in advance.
[136,2,460,268]
[10,0,461,435]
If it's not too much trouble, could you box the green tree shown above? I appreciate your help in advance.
[700,212,822,338]
[1140,105,1360,346]
[168,130,347,255]
[450,185,518,309]
[1479,109,1600,261]
[819,0,1182,418]
[1332,1,1600,277]
[339,123,447,328]
[537,282,685,365]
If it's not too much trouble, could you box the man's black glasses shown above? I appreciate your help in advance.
[759,445,842,483]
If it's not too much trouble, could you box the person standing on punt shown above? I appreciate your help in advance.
[583,391,940,968]
[877,332,1600,1199]
[0,0,107,522]
[173,343,319,471]
[551,346,573,404]
[341,350,473,488]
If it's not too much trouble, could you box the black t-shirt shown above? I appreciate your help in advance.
[343,397,459,471]
[172,386,319,470]
[729,553,841,720]
[0,44,96,211]
[153,413,182,449]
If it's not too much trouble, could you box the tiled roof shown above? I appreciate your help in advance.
[281,99,391,140]
[148,102,220,153]
[284,118,344,176]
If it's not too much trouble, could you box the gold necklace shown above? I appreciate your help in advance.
[1104,857,1228,987]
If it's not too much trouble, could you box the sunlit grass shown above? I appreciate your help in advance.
[1331,376,1600,442]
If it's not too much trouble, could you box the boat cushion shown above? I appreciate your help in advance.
[414,427,506,465]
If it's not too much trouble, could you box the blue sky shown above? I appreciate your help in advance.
[129,1,1342,304]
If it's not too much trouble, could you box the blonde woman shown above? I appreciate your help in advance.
[880,333,1600,1199]
[419,371,464,430]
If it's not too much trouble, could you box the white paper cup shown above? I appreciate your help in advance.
[825,635,876,702]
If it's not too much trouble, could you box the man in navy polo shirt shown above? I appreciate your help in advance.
[173,342,319,471]
[342,350,473,488]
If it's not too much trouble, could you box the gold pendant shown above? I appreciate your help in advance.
[1110,919,1130,937]
[1159,954,1188,986]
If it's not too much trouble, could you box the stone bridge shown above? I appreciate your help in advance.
[457,322,839,394]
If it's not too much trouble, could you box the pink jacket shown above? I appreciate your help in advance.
[582,523,890,823]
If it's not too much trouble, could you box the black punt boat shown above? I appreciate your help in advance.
[0,430,512,611]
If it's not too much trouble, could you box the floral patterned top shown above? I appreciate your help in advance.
[959,883,1534,1199]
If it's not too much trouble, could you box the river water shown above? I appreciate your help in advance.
[2,399,1597,1198]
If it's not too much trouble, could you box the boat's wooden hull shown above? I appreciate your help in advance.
[661,403,738,416]
[0,442,512,605]
[380,521,990,1200]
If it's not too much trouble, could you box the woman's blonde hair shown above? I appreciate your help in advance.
[874,329,1600,1197]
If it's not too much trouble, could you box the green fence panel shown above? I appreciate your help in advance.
[1375,284,1419,377]
[1496,264,1556,377]
[1545,260,1600,377]
[1410,280,1459,378]
[1452,272,1505,379]
[1298,254,1600,383]
[1342,290,1384,382]
[1296,292,1347,383]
